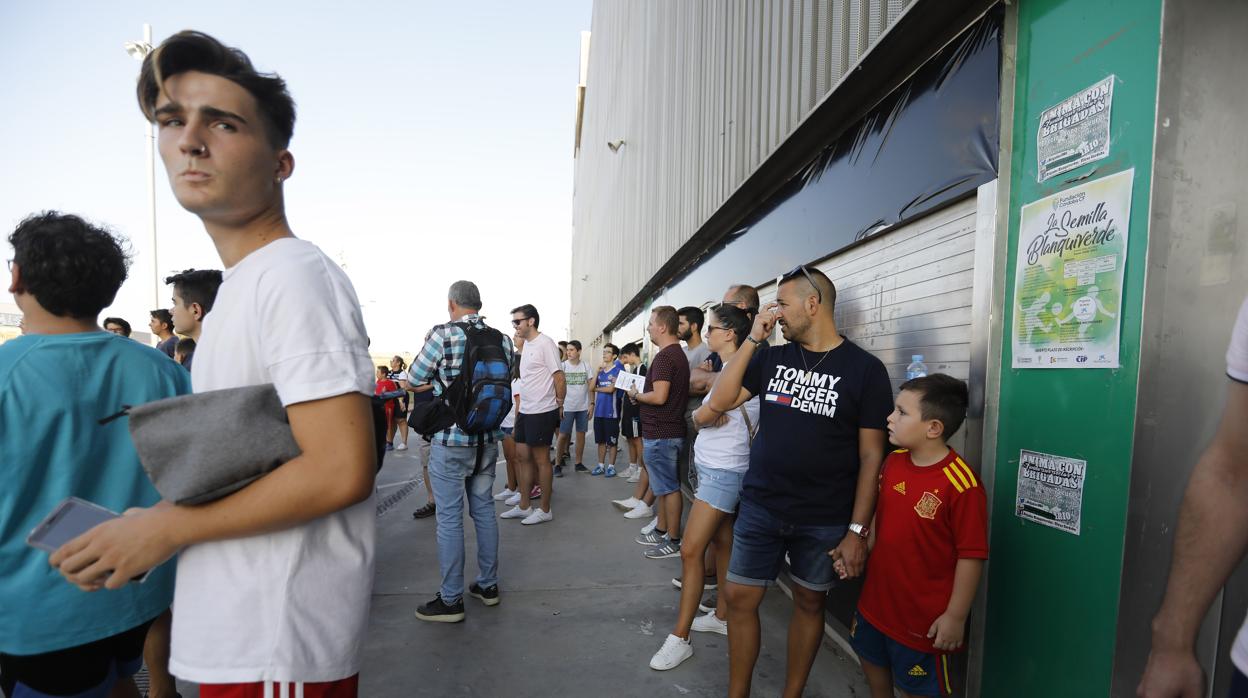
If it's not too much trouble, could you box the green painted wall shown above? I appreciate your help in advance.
[982,1,1161,695]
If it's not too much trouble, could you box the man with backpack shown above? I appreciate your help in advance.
[407,280,514,623]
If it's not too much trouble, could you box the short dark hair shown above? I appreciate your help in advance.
[678,306,705,333]
[176,336,196,354]
[558,340,568,348]
[103,317,132,336]
[620,342,641,358]
[165,269,224,316]
[137,31,297,148]
[708,303,752,348]
[780,266,837,312]
[8,212,130,319]
[604,343,619,357]
[511,304,540,329]
[568,340,582,351]
[150,308,173,331]
[651,306,679,335]
[899,373,969,438]
[726,284,761,312]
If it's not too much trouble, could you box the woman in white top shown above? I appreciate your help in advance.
[651,304,760,671]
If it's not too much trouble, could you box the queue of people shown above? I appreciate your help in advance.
[26,24,1232,698]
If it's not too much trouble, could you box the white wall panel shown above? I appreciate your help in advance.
[571,0,910,343]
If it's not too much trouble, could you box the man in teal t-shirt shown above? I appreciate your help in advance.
[0,212,190,697]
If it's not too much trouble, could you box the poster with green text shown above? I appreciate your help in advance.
[1012,169,1133,368]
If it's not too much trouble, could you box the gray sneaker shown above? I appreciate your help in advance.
[644,539,681,559]
[635,530,666,546]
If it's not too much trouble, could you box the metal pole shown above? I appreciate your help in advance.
[144,23,159,311]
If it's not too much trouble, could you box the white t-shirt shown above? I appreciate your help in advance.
[502,378,519,429]
[561,359,591,412]
[518,333,562,414]
[1226,298,1248,674]
[172,238,376,684]
[694,392,760,473]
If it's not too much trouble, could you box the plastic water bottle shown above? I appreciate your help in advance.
[906,354,928,380]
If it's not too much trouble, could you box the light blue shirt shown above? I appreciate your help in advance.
[0,331,191,653]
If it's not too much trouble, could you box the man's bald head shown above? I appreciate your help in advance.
[724,284,760,312]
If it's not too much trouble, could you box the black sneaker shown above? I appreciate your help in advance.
[468,583,501,606]
[415,593,465,623]
[554,464,565,478]
[412,502,436,519]
[574,463,589,473]
[699,592,717,613]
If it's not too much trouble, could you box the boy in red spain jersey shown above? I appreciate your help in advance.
[837,373,988,697]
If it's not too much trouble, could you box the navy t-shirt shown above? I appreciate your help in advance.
[741,338,893,525]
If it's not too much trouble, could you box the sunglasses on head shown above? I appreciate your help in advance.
[782,265,822,304]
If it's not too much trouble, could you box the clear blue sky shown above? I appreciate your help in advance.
[1,0,591,352]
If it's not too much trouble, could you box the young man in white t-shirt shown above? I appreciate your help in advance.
[51,31,377,697]
[1139,295,1248,696]
[502,304,565,525]
[556,340,593,476]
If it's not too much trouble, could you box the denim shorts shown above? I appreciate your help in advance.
[694,464,745,513]
[728,497,848,591]
[559,410,588,434]
[643,437,683,496]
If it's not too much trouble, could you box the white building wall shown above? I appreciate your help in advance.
[571,0,914,342]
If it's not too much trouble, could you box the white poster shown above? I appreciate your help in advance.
[1037,75,1114,182]
[1015,450,1086,536]
[1012,170,1133,369]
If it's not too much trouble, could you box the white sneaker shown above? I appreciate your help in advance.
[521,509,553,525]
[494,488,518,502]
[395,442,408,451]
[691,611,728,636]
[626,469,641,483]
[505,492,521,506]
[641,516,659,534]
[499,506,532,520]
[649,633,693,671]
[623,502,654,519]
[628,465,640,479]
[612,496,641,511]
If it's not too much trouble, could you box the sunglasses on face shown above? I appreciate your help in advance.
[782,265,822,304]
[511,317,530,327]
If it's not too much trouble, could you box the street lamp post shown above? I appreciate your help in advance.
[124,24,159,311]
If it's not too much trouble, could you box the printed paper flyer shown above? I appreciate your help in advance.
[1015,450,1086,535]
[1012,169,1133,369]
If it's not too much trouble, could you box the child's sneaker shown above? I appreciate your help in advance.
[604,464,617,478]
[590,465,605,476]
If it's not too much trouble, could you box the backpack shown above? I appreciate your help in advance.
[441,321,513,434]
[407,321,512,439]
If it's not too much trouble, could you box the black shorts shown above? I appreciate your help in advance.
[515,409,560,447]
[0,615,157,697]
[621,414,643,439]
[593,417,620,446]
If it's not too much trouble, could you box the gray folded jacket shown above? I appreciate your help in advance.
[123,384,302,505]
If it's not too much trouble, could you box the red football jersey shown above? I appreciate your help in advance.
[857,448,989,655]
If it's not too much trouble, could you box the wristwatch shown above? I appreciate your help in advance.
[849,522,869,539]
[745,335,763,346]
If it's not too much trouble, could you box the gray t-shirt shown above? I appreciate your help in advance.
[683,343,711,370]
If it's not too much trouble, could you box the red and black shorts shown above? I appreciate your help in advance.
[200,675,360,698]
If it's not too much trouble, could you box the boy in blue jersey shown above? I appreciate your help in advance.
[592,343,625,476]
[0,212,191,698]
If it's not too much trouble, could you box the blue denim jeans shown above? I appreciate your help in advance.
[429,442,499,604]
[643,437,684,496]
